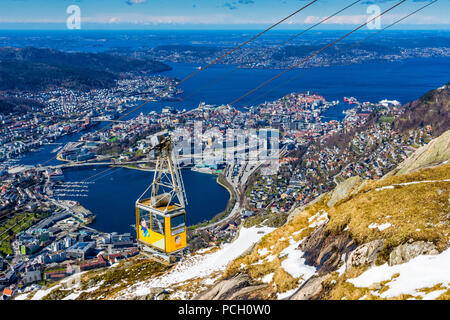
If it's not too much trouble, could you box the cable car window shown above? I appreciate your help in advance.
[139,209,150,229]
[151,213,165,235]
[171,214,185,230]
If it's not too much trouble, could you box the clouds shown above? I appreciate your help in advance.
[82,13,234,25]
[0,0,448,27]
[126,0,147,5]
[303,13,449,25]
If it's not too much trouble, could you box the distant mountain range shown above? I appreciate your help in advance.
[0,47,171,91]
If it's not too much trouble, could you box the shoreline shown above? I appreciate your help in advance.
[83,163,236,231]
[120,163,237,230]
[189,172,239,231]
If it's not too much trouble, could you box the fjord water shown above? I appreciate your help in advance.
[136,57,450,118]
[58,167,230,234]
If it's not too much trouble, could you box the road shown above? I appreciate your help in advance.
[196,147,287,231]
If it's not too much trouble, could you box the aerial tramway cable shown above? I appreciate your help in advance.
[227,0,407,107]
[244,0,439,107]
[180,0,364,102]
[74,0,427,185]
[38,0,318,167]
[76,0,413,184]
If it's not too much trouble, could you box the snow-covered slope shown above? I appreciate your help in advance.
[120,226,275,299]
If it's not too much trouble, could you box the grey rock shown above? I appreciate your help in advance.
[287,193,327,222]
[327,176,363,208]
[346,239,385,269]
[289,274,331,300]
[194,273,264,300]
[386,129,450,177]
[299,224,356,275]
[136,287,166,300]
[389,241,439,266]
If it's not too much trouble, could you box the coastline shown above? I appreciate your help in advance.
[188,172,239,231]
[115,164,155,172]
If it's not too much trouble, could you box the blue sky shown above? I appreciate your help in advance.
[0,0,449,29]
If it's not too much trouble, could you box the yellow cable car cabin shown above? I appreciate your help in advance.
[136,197,187,254]
[134,131,188,257]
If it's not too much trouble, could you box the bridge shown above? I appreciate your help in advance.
[47,160,152,170]
[72,118,127,123]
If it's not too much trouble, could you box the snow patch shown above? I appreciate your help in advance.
[277,287,298,300]
[63,292,81,300]
[30,285,61,300]
[202,274,221,286]
[280,239,316,281]
[422,289,447,300]
[337,253,347,276]
[368,222,392,231]
[308,210,328,228]
[375,186,394,191]
[258,248,269,256]
[261,273,274,284]
[292,228,305,236]
[375,179,450,192]
[348,248,450,299]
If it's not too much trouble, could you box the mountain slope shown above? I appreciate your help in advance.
[393,82,450,137]
[387,129,450,176]
[0,47,171,74]
[197,130,450,300]
[21,136,448,300]
[0,47,171,91]
[0,96,45,114]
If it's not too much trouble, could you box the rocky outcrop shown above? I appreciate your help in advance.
[194,273,267,300]
[387,129,450,176]
[299,225,357,275]
[287,193,327,222]
[289,274,331,300]
[327,176,363,207]
[346,240,385,269]
[388,240,439,266]
[132,287,168,300]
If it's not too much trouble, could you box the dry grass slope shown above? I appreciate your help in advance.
[326,163,450,262]
[223,162,449,300]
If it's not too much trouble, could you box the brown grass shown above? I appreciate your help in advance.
[362,163,450,192]
[66,257,167,300]
[326,164,450,261]
[273,268,299,293]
